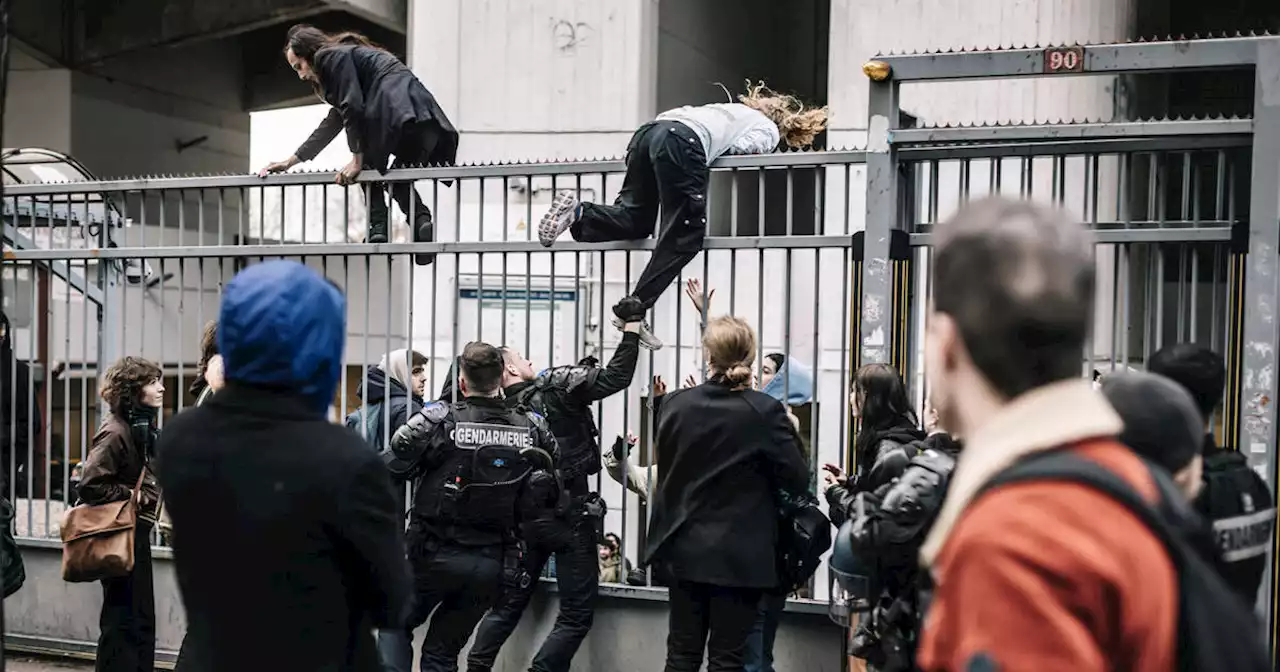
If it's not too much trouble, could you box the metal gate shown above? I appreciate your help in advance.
[860,35,1280,643]
[3,33,1280,660]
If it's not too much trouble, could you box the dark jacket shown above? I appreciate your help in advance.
[357,367,422,439]
[295,45,459,173]
[849,422,927,495]
[642,378,810,589]
[78,412,161,516]
[830,432,961,596]
[507,332,641,481]
[154,261,409,672]
[1,311,38,495]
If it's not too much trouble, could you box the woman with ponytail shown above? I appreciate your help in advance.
[642,316,810,672]
[258,24,458,263]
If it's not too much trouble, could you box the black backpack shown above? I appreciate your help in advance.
[1,495,25,598]
[1195,449,1275,602]
[776,489,832,594]
[981,450,1270,672]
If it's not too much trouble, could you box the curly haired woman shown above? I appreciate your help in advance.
[536,82,828,350]
[79,356,165,672]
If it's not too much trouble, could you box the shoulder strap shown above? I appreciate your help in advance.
[980,449,1186,559]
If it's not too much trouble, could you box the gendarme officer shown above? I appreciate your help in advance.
[467,322,642,672]
[376,342,560,672]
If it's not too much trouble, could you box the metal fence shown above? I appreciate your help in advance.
[3,36,1280,623]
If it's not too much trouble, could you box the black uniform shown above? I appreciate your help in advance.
[376,396,560,672]
[468,332,641,672]
[828,433,961,672]
[1195,435,1276,604]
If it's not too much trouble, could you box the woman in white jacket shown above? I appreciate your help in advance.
[537,82,827,350]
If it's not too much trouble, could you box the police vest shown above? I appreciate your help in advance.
[434,403,537,535]
[1196,449,1276,601]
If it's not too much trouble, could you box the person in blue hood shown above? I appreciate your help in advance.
[760,353,814,406]
[155,260,411,672]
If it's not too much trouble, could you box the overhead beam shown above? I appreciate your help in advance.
[71,0,328,65]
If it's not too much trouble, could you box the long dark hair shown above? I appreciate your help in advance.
[284,25,386,97]
[852,363,918,463]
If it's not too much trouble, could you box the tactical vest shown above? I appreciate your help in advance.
[420,402,537,542]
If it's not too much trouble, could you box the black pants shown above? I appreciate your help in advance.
[377,540,503,672]
[97,523,155,672]
[664,580,762,672]
[573,121,709,310]
[467,511,599,672]
[368,123,439,229]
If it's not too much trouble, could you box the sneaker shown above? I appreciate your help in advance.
[413,215,435,266]
[611,316,663,351]
[366,222,389,245]
[539,192,580,247]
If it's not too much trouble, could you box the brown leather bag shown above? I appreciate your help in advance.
[59,469,146,583]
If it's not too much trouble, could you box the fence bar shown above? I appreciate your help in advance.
[892,118,1252,145]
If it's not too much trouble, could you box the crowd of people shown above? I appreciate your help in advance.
[21,195,1275,672]
[2,20,1278,672]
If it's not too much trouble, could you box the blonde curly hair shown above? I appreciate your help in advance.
[738,81,830,149]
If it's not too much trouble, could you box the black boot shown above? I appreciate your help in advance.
[611,296,663,350]
[612,295,646,322]
[413,213,435,266]
[366,217,389,244]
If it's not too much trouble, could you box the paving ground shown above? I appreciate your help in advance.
[5,655,95,671]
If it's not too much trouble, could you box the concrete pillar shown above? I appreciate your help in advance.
[406,0,660,376]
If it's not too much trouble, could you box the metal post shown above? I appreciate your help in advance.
[861,74,900,366]
[1244,37,1280,641]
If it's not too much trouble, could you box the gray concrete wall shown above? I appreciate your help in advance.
[5,542,843,671]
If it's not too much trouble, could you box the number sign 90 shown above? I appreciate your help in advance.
[1043,46,1085,73]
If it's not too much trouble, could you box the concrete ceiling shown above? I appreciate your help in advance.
[9,0,406,111]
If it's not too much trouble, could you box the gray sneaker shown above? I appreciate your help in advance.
[612,316,663,350]
[539,192,580,247]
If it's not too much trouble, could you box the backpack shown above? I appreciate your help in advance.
[2,495,27,598]
[981,449,1270,672]
[443,404,541,533]
[776,489,832,594]
[344,401,386,454]
[1195,449,1275,602]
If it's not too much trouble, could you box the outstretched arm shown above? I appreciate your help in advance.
[294,108,344,163]
[571,330,642,403]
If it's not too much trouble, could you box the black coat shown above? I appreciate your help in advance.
[642,378,810,589]
[153,384,411,672]
[294,44,459,173]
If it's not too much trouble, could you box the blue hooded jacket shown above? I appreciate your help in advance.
[218,261,345,416]
[761,357,814,406]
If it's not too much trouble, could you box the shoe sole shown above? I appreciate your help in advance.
[539,194,578,248]
[611,316,663,350]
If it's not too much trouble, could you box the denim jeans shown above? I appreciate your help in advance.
[743,592,787,672]
[467,513,599,672]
